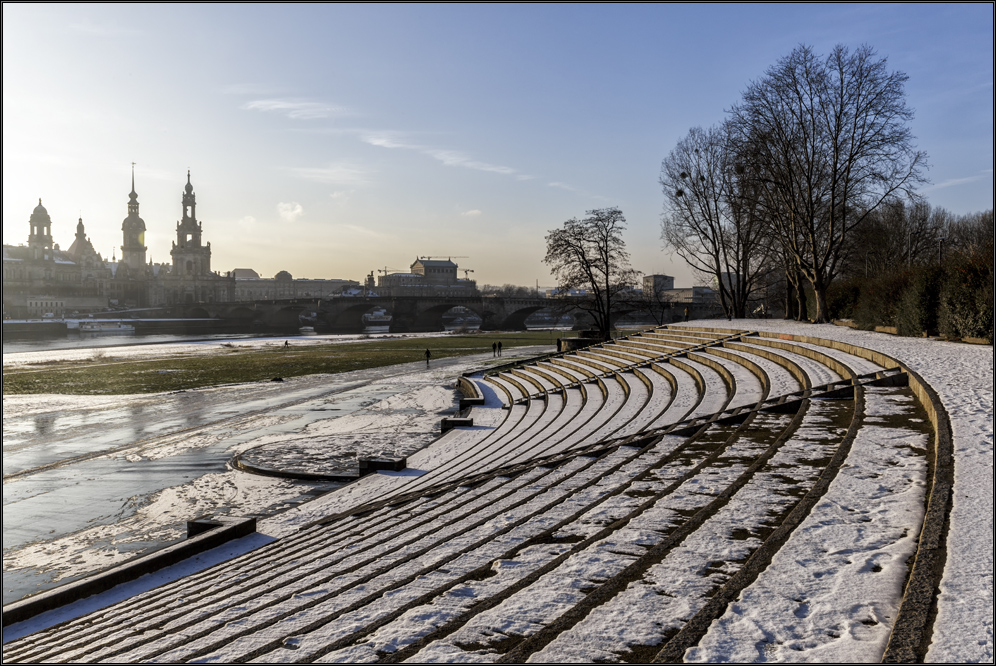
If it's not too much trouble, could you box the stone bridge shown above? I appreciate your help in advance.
[166,295,559,333]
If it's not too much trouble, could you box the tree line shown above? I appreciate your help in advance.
[544,43,992,343]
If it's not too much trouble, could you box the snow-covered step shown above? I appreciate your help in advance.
[3,327,941,666]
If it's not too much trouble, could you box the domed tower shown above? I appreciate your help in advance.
[121,165,148,272]
[28,199,54,260]
[170,170,211,276]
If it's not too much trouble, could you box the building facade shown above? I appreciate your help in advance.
[232,268,358,301]
[3,172,234,316]
[376,258,476,296]
[2,201,113,317]
[160,171,234,305]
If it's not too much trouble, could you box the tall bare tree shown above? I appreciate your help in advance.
[545,207,637,339]
[729,44,927,322]
[660,124,775,318]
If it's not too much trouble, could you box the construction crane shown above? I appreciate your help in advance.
[461,269,475,279]
[419,255,469,261]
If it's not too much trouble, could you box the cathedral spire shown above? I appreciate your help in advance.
[128,164,140,215]
[122,165,147,271]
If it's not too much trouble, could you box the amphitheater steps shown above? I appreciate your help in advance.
[2,326,942,666]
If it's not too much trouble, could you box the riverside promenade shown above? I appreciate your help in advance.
[2,322,991,663]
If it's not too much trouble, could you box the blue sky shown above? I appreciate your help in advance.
[3,4,992,287]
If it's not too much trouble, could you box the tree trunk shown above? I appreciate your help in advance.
[811,277,830,324]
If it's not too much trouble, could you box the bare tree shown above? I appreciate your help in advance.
[729,44,928,322]
[660,124,776,318]
[630,275,676,326]
[947,209,994,259]
[846,197,946,276]
[479,284,535,298]
[544,207,637,339]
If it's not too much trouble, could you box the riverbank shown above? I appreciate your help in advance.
[2,345,552,606]
[2,330,558,394]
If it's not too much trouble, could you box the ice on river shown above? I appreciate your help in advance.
[2,339,550,606]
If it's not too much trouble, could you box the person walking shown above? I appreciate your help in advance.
[497,341,503,357]
[492,341,497,357]
[425,348,431,367]
[683,307,690,323]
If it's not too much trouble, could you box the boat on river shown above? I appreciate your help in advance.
[78,320,135,335]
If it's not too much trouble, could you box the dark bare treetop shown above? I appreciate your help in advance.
[660,124,776,318]
[728,44,928,322]
[544,207,637,339]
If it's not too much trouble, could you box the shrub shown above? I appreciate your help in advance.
[939,252,994,342]
[853,270,909,330]
[827,278,861,320]
[896,266,942,337]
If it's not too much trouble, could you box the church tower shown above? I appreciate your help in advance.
[121,164,148,272]
[28,199,54,261]
[170,170,211,276]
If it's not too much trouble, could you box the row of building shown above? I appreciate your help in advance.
[2,172,367,318]
[3,171,712,320]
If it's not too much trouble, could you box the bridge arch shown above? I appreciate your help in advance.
[409,303,489,332]
[223,305,264,324]
[497,305,546,331]
[269,305,308,329]
[322,302,393,332]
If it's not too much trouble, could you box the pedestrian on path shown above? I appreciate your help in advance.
[425,348,431,367]
[683,307,690,322]
[497,341,503,357]
[492,341,497,357]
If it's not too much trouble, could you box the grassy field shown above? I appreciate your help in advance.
[2,331,559,395]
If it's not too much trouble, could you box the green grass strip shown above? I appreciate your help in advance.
[2,332,557,395]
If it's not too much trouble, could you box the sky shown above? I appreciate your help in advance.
[3,4,993,288]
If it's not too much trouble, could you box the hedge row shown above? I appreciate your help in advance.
[827,252,993,343]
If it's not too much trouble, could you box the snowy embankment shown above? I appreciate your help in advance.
[704,319,993,664]
[2,344,549,608]
[1,322,990,664]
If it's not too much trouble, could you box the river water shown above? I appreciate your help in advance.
[2,333,548,606]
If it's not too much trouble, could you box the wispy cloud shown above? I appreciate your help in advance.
[926,169,993,191]
[460,209,483,217]
[548,181,581,193]
[288,163,372,188]
[277,202,304,222]
[362,132,525,178]
[243,98,349,120]
[424,149,517,175]
[336,224,391,240]
[547,180,610,201]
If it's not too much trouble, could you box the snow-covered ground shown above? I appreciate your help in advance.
[693,319,993,664]
[2,321,990,663]
[2,339,551,606]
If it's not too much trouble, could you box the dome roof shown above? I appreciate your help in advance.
[122,214,146,231]
[33,198,48,215]
[275,270,293,281]
[184,170,194,194]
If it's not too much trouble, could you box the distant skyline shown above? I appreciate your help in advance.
[3,4,992,287]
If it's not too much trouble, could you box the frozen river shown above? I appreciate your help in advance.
[2,335,550,606]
